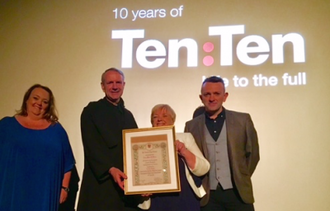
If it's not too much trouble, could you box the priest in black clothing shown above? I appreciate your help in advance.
[77,68,140,211]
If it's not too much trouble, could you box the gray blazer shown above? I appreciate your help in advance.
[184,108,259,206]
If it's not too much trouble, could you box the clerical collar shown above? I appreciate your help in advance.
[104,97,125,107]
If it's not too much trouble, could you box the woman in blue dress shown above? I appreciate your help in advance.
[138,104,210,211]
[0,84,75,211]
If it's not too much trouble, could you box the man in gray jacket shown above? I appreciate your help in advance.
[185,76,259,211]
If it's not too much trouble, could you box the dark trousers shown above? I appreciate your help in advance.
[201,185,254,211]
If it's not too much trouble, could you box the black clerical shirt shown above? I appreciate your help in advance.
[205,109,226,141]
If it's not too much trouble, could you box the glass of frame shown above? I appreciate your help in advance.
[122,125,181,195]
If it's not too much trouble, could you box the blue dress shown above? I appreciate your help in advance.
[148,156,202,211]
[0,116,74,211]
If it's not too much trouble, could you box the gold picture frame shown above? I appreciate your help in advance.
[122,126,181,195]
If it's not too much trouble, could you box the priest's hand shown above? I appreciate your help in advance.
[109,167,127,191]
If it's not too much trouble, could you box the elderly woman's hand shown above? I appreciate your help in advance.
[175,140,187,156]
[141,193,153,197]
[175,140,197,170]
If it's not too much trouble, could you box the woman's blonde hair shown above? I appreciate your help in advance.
[150,104,176,124]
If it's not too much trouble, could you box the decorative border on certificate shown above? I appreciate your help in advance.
[122,126,180,195]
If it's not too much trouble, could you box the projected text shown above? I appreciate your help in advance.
[112,25,305,69]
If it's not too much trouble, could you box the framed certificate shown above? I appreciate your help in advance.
[122,126,181,195]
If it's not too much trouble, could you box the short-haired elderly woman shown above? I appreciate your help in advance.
[139,104,210,211]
